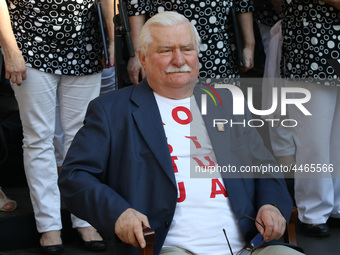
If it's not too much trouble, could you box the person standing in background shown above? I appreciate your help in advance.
[0,0,115,254]
[254,0,296,168]
[126,0,255,85]
[0,186,16,211]
[254,0,282,53]
[281,0,340,237]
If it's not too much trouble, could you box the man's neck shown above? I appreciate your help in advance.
[149,83,196,100]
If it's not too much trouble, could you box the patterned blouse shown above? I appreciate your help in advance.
[6,0,103,75]
[253,0,282,27]
[281,0,340,86]
[127,0,254,83]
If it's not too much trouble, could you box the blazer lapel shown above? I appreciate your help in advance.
[131,80,176,187]
[194,85,244,209]
[194,85,232,168]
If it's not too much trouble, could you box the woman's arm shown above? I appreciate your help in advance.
[0,0,26,85]
[100,0,115,66]
[237,12,255,71]
[127,14,146,84]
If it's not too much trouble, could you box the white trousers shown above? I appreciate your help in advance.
[269,125,296,157]
[260,21,296,157]
[287,81,340,223]
[54,99,64,167]
[257,22,272,55]
[100,66,116,95]
[11,67,101,232]
[53,66,116,167]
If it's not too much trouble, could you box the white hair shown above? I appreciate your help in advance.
[138,11,201,56]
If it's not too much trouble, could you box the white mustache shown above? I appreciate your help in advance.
[165,65,192,73]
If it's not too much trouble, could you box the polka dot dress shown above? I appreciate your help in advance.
[281,0,340,86]
[253,1,282,27]
[127,0,254,83]
[7,0,103,75]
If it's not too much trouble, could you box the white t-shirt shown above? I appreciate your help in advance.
[154,93,245,255]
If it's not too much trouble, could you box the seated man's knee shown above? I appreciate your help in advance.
[253,245,304,255]
[160,247,194,255]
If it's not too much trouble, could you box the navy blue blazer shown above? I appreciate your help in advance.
[59,79,294,255]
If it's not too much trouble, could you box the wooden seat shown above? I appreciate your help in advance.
[140,207,299,255]
[284,206,298,246]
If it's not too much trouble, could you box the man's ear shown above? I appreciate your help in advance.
[138,51,146,71]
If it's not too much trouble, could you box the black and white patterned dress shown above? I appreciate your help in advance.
[6,0,103,75]
[253,0,282,27]
[281,0,340,86]
[127,0,254,82]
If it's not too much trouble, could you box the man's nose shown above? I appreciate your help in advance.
[171,50,186,67]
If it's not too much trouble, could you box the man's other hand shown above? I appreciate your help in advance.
[115,208,150,248]
[256,204,286,242]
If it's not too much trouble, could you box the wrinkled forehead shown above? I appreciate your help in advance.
[149,23,197,48]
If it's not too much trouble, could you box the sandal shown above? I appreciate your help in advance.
[0,186,17,212]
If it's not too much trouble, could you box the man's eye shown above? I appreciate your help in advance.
[182,48,193,52]
[160,49,172,53]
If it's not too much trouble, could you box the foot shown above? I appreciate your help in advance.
[77,226,107,251]
[77,226,103,242]
[40,230,63,247]
[301,223,330,237]
[0,187,17,211]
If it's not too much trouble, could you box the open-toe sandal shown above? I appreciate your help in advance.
[0,187,17,212]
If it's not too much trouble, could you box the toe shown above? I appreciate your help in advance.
[1,201,16,211]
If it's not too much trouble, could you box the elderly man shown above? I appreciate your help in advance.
[58,11,303,255]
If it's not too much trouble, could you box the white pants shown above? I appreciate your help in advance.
[287,81,340,223]
[54,99,64,167]
[260,21,296,157]
[11,67,101,232]
[53,66,116,166]
[257,22,272,55]
[269,125,296,157]
[100,66,116,95]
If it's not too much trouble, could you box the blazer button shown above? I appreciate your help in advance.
[165,221,170,228]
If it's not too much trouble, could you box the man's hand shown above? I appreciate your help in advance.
[256,204,286,242]
[114,208,150,248]
[127,55,145,85]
